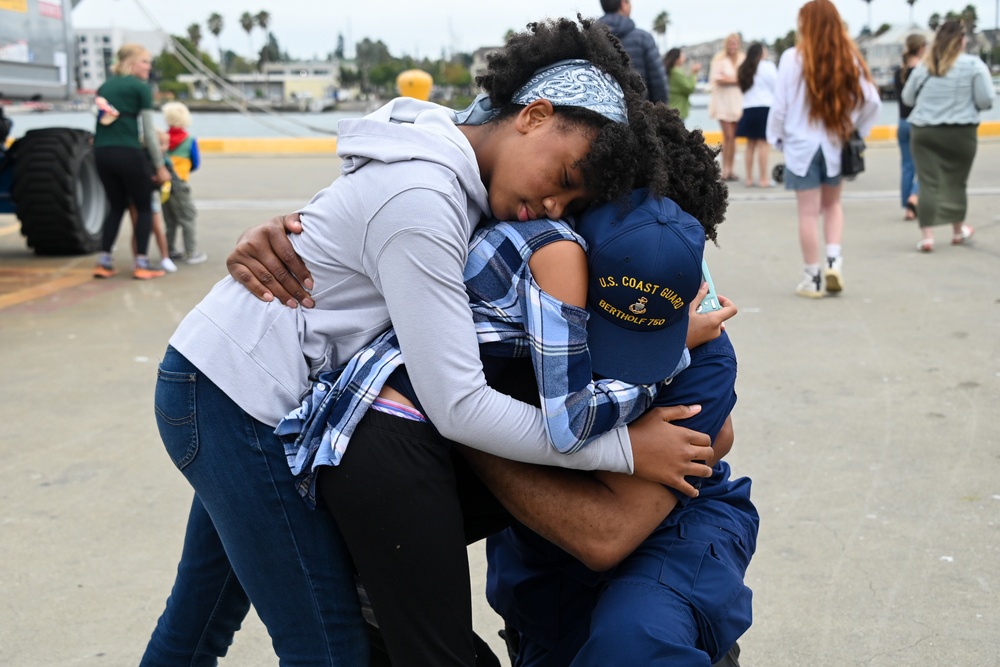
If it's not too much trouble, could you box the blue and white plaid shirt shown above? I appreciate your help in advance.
[277,219,677,504]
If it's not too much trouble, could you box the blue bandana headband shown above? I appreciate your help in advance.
[455,59,628,126]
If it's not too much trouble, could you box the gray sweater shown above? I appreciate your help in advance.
[170,97,633,474]
[901,53,995,126]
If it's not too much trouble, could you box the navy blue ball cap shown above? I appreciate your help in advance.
[576,188,706,384]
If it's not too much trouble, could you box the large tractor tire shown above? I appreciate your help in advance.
[9,128,108,255]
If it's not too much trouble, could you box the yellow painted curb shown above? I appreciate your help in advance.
[4,121,998,154]
[198,137,338,154]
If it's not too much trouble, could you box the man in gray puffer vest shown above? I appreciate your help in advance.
[598,0,669,104]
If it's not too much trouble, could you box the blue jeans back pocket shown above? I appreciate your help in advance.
[154,366,199,470]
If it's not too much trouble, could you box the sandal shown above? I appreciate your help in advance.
[916,238,934,253]
[952,225,974,245]
[904,201,918,221]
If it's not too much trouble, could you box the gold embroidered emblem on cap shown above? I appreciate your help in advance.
[629,297,648,315]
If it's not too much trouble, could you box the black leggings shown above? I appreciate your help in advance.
[95,146,153,255]
[318,410,511,667]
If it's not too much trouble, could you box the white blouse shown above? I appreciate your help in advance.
[766,47,881,178]
[742,59,778,109]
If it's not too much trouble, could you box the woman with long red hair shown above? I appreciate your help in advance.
[767,0,881,298]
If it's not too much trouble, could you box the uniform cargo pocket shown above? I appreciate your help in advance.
[658,537,753,661]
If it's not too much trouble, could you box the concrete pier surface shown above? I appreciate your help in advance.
[1,140,998,666]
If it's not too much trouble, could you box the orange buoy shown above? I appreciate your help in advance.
[396,69,433,101]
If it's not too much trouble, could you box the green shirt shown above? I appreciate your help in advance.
[668,68,698,120]
[93,75,152,149]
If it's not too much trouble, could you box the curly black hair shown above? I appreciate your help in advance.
[630,101,728,244]
[476,16,660,204]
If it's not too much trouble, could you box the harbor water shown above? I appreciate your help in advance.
[7,99,1000,140]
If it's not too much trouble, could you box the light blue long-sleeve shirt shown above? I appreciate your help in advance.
[901,53,995,126]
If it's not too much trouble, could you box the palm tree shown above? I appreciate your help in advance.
[207,12,224,70]
[652,11,670,51]
[255,11,271,68]
[906,0,917,26]
[862,0,873,34]
[240,11,255,62]
[187,23,202,51]
[960,3,978,45]
[929,12,941,30]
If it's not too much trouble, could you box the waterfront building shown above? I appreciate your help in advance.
[470,46,502,83]
[75,28,168,93]
[177,60,346,109]
[856,25,934,94]
[680,37,726,84]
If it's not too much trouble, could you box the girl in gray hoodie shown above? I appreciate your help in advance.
[142,17,692,667]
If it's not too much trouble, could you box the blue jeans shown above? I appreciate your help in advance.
[782,149,842,191]
[898,118,919,207]
[140,346,369,666]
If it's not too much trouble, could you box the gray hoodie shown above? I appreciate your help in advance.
[170,98,634,473]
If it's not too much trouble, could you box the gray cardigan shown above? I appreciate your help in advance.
[901,53,995,126]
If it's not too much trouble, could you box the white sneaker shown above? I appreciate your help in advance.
[796,271,823,299]
[823,256,843,294]
[160,257,178,273]
[185,251,208,265]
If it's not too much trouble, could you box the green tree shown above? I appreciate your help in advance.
[960,4,977,42]
[240,11,255,62]
[862,0,873,33]
[772,29,797,58]
[929,11,941,29]
[906,0,917,25]
[153,35,220,94]
[186,23,202,51]
[207,13,224,71]
[334,33,345,60]
[339,64,361,87]
[355,37,392,93]
[875,22,892,36]
[259,32,281,66]
[652,11,670,51]
[224,50,256,74]
[255,11,272,68]
[367,62,400,90]
[441,61,471,87]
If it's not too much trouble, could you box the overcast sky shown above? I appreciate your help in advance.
[72,0,996,61]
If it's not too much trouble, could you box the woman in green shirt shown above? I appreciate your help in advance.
[664,48,700,120]
[92,44,171,280]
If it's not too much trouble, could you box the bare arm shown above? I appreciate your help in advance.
[227,214,715,485]
[461,410,736,572]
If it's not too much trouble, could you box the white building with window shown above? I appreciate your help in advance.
[75,28,168,92]
[178,61,343,108]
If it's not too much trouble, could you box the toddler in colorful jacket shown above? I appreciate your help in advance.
[162,101,206,265]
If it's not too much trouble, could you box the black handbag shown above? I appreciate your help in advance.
[840,129,866,179]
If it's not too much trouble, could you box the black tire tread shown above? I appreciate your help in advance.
[10,128,106,255]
